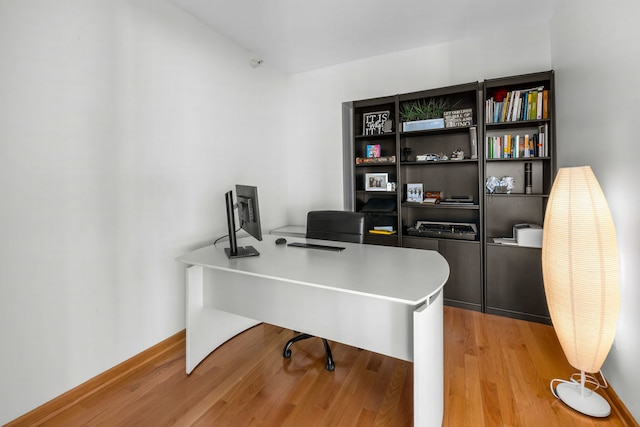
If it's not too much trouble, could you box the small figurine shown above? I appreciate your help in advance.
[451,148,465,160]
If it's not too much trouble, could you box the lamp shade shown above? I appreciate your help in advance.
[542,166,619,373]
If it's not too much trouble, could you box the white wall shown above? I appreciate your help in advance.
[0,0,289,423]
[550,0,640,420]
[285,26,552,224]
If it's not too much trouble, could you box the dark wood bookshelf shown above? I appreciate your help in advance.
[344,70,556,322]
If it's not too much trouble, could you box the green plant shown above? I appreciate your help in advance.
[399,97,449,122]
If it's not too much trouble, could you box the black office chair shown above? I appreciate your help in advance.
[282,210,365,371]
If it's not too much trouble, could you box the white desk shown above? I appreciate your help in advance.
[269,225,306,237]
[176,235,449,426]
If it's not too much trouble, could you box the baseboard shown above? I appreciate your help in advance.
[601,385,639,426]
[5,330,186,426]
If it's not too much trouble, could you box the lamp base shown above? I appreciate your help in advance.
[555,382,611,417]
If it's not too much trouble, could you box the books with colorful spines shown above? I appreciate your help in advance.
[510,91,521,122]
[519,86,544,120]
[529,91,538,120]
[522,92,530,121]
[505,91,514,122]
[503,134,511,158]
[487,136,499,159]
[513,90,523,122]
[501,93,510,122]
[537,125,546,157]
[516,135,523,158]
[356,155,396,164]
[536,89,543,119]
[541,123,549,156]
[530,135,536,157]
[488,136,501,159]
[494,101,502,123]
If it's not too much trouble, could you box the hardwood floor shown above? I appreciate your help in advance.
[8,307,637,426]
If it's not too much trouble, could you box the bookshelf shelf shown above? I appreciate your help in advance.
[401,159,479,166]
[485,118,550,129]
[355,163,396,167]
[355,132,396,140]
[486,157,550,162]
[401,203,479,210]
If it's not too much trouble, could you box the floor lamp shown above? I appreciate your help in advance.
[542,166,620,417]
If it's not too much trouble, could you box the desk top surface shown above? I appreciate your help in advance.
[177,235,449,305]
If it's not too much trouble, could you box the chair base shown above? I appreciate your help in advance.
[283,333,335,371]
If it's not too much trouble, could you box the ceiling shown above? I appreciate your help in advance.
[171,0,558,74]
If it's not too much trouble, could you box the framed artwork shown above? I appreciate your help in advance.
[365,173,389,191]
[407,183,424,202]
[366,144,381,158]
[363,111,391,136]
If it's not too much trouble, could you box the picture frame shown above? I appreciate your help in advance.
[406,183,424,202]
[365,173,389,192]
[366,144,381,158]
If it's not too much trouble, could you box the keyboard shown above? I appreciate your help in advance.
[287,242,345,252]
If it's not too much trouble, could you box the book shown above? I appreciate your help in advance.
[486,130,551,159]
[469,126,478,159]
[536,89,543,119]
[356,155,396,164]
[368,229,397,235]
[542,89,549,119]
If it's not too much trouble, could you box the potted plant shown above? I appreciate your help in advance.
[400,98,449,131]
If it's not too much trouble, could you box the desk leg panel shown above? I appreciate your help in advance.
[413,289,444,426]
[203,268,415,362]
[186,265,259,374]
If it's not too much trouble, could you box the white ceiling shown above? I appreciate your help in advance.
[171,0,558,74]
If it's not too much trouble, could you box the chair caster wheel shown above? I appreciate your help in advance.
[283,349,291,358]
[326,362,335,371]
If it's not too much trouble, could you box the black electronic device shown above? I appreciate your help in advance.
[275,237,287,245]
[407,220,478,241]
[224,185,262,258]
[287,242,345,252]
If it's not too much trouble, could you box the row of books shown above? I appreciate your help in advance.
[486,124,549,159]
[486,87,549,123]
[356,155,396,165]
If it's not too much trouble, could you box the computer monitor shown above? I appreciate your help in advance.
[224,184,262,258]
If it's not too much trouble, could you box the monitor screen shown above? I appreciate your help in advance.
[224,185,262,259]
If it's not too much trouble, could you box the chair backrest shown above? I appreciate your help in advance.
[306,210,365,244]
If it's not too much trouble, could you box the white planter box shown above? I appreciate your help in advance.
[402,118,445,132]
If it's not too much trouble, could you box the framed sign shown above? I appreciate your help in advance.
[365,173,389,191]
[363,110,391,136]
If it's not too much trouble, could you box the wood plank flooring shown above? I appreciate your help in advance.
[7,307,637,426]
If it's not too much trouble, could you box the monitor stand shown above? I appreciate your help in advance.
[225,246,260,259]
